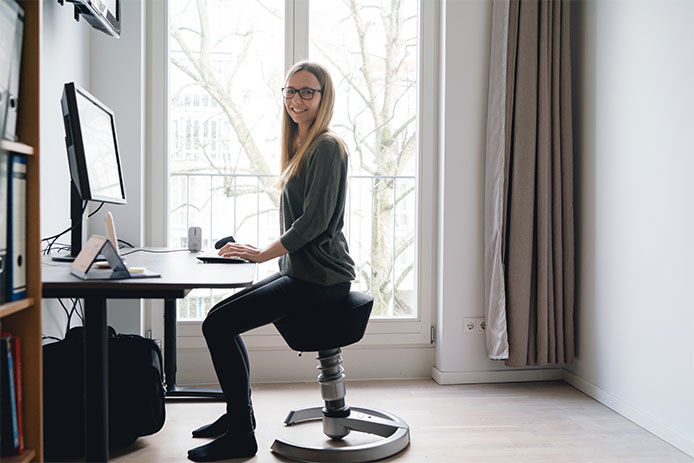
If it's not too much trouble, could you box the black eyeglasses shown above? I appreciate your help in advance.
[282,87,322,100]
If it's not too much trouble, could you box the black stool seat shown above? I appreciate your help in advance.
[270,291,410,462]
[274,291,373,352]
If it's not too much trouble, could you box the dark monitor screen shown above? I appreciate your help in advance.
[87,0,120,37]
[66,0,121,38]
[102,0,118,18]
[61,82,126,204]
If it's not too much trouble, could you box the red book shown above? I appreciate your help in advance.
[10,336,23,454]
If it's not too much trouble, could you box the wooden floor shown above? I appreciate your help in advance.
[107,380,692,463]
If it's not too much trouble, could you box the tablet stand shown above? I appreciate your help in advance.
[70,235,130,280]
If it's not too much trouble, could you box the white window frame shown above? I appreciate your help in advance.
[145,0,439,352]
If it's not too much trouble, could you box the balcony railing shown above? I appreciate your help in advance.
[169,171,416,320]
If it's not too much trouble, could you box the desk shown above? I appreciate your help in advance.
[42,250,256,462]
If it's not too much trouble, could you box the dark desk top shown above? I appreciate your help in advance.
[42,249,257,299]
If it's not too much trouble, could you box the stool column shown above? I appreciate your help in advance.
[317,349,351,439]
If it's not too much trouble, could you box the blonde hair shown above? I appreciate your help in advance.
[279,61,345,187]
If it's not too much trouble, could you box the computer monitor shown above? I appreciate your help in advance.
[59,0,121,39]
[57,82,126,260]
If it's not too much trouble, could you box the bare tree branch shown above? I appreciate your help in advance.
[171,4,279,206]
[394,262,413,291]
[237,207,276,231]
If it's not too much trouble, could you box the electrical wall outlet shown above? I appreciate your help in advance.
[463,317,486,334]
[463,318,477,333]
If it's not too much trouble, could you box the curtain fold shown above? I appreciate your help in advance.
[484,0,574,367]
[483,0,512,360]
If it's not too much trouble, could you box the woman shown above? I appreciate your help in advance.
[187,61,355,462]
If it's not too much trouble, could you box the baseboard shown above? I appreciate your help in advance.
[431,366,563,385]
[562,369,694,458]
[177,345,435,384]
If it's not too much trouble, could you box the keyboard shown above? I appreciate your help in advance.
[196,255,248,264]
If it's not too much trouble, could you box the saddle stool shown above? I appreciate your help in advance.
[271,291,410,463]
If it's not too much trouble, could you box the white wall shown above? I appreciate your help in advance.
[40,0,89,339]
[568,0,694,456]
[88,0,146,334]
[433,0,561,383]
[436,0,494,373]
[40,0,146,337]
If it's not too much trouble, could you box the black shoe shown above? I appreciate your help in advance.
[191,410,256,438]
[192,413,228,438]
[187,431,257,462]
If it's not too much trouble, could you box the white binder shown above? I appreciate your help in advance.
[8,153,25,300]
[0,0,23,141]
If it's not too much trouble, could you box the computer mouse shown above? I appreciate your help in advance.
[214,235,236,249]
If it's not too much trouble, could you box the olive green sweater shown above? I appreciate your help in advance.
[279,134,355,285]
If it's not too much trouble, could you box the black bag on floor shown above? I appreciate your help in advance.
[43,326,166,459]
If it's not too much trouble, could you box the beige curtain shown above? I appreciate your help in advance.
[484,0,575,367]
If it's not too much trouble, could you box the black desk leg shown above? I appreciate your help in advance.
[164,298,177,393]
[84,297,109,462]
[163,299,223,400]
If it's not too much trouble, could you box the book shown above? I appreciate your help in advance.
[7,153,25,301]
[1,332,22,454]
[0,147,8,303]
[0,333,19,455]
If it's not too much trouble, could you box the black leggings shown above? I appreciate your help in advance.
[201,272,351,431]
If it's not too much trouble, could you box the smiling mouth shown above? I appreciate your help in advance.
[291,107,308,114]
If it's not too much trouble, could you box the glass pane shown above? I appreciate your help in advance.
[347,176,374,294]
[169,0,284,320]
[310,0,419,317]
[393,177,416,316]
[168,174,188,248]
[210,175,236,247]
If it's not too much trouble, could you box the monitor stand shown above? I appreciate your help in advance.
[51,181,106,262]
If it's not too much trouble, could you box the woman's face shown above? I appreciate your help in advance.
[284,70,322,130]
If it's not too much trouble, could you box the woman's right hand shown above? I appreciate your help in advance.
[218,239,289,264]
[218,242,263,262]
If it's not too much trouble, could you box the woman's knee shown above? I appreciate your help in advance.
[202,302,243,338]
[202,308,231,338]
[201,313,215,338]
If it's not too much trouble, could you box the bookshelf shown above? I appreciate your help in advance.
[0,1,42,462]
[0,142,33,156]
[0,299,34,319]
[1,449,35,463]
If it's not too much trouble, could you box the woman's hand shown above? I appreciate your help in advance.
[218,243,268,263]
[218,239,289,264]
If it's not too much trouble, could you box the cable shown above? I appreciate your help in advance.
[42,201,106,256]
[56,298,71,320]
[42,202,141,257]
[41,201,87,244]
[87,201,105,218]
[41,242,71,254]
[42,201,88,255]
[76,299,84,322]
[120,248,189,257]
[57,298,80,335]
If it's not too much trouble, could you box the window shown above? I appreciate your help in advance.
[309,1,418,316]
[160,0,436,344]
